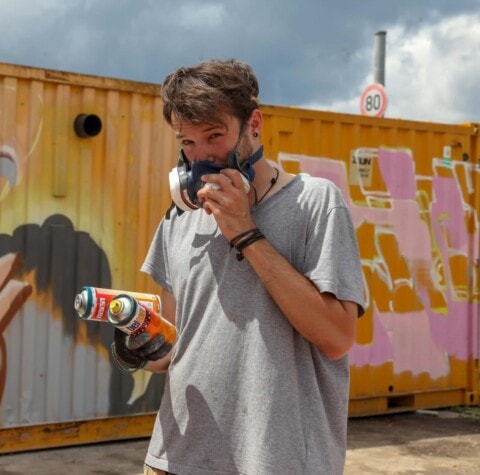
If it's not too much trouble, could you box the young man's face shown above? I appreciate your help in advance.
[171,113,253,164]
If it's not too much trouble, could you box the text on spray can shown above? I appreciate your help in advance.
[73,286,161,322]
[107,294,176,344]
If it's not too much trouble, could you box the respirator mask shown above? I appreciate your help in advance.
[168,144,263,215]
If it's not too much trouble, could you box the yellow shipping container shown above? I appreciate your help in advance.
[261,106,479,416]
[0,63,478,452]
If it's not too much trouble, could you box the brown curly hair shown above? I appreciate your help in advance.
[161,59,260,127]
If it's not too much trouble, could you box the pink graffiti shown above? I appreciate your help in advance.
[283,149,480,378]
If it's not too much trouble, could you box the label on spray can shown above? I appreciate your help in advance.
[108,294,149,334]
[108,294,176,344]
[73,286,161,321]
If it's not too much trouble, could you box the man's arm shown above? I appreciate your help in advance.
[201,168,359,360]
[241,240,358,360]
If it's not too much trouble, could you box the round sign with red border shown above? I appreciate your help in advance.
[360,83,388,117]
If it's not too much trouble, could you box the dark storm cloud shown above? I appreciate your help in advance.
[1,0,479,122]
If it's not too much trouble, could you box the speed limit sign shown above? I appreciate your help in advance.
[360,83,388,117]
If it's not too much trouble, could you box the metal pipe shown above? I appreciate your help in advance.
[374,31,387,86]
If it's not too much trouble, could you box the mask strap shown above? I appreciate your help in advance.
[165,200,178,219]
[178,149,190,168]
[166,149,190,219]
[227,122,263,181]
[234,122,248,151]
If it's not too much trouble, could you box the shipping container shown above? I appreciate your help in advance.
[261,106,480,416]
[0,63,176,452]
[0,63,478,452]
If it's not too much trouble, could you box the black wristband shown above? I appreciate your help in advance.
[234,229,266,261]
[229,227,259,248]
[111,341,147,374]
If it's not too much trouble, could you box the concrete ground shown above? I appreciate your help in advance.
[1,409,479,474]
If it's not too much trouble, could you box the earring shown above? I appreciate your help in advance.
[253,131,259,138]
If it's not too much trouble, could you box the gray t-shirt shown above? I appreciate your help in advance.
[141,174,364,475]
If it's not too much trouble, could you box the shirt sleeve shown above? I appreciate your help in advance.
[304,187,365,316]
[141,218,173,293]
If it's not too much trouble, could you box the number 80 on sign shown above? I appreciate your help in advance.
[360,83,388,117]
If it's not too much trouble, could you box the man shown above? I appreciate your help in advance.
[113,59,364,475]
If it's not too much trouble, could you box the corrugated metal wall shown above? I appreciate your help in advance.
[0,63,177,451]
[1,63,479,452]
[261,106,480,415]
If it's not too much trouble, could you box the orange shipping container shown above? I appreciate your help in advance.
[261,105,480,416]
[0,63,478,452]
[0,63,177,452]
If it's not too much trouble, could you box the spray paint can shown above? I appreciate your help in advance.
[107,294,176,344]
[74,286,161,322]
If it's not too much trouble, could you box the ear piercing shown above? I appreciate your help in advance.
[253,132,259,138]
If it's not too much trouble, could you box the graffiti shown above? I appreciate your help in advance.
[0,214,165,416]
[1,69,477,429]
[279,148,480,379]
[0,253,32,404]
[0,83,43,200]
[0,82,162,423]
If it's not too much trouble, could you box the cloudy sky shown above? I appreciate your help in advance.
[1,0,479,124]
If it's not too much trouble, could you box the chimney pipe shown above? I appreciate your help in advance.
[374,31,387,86]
